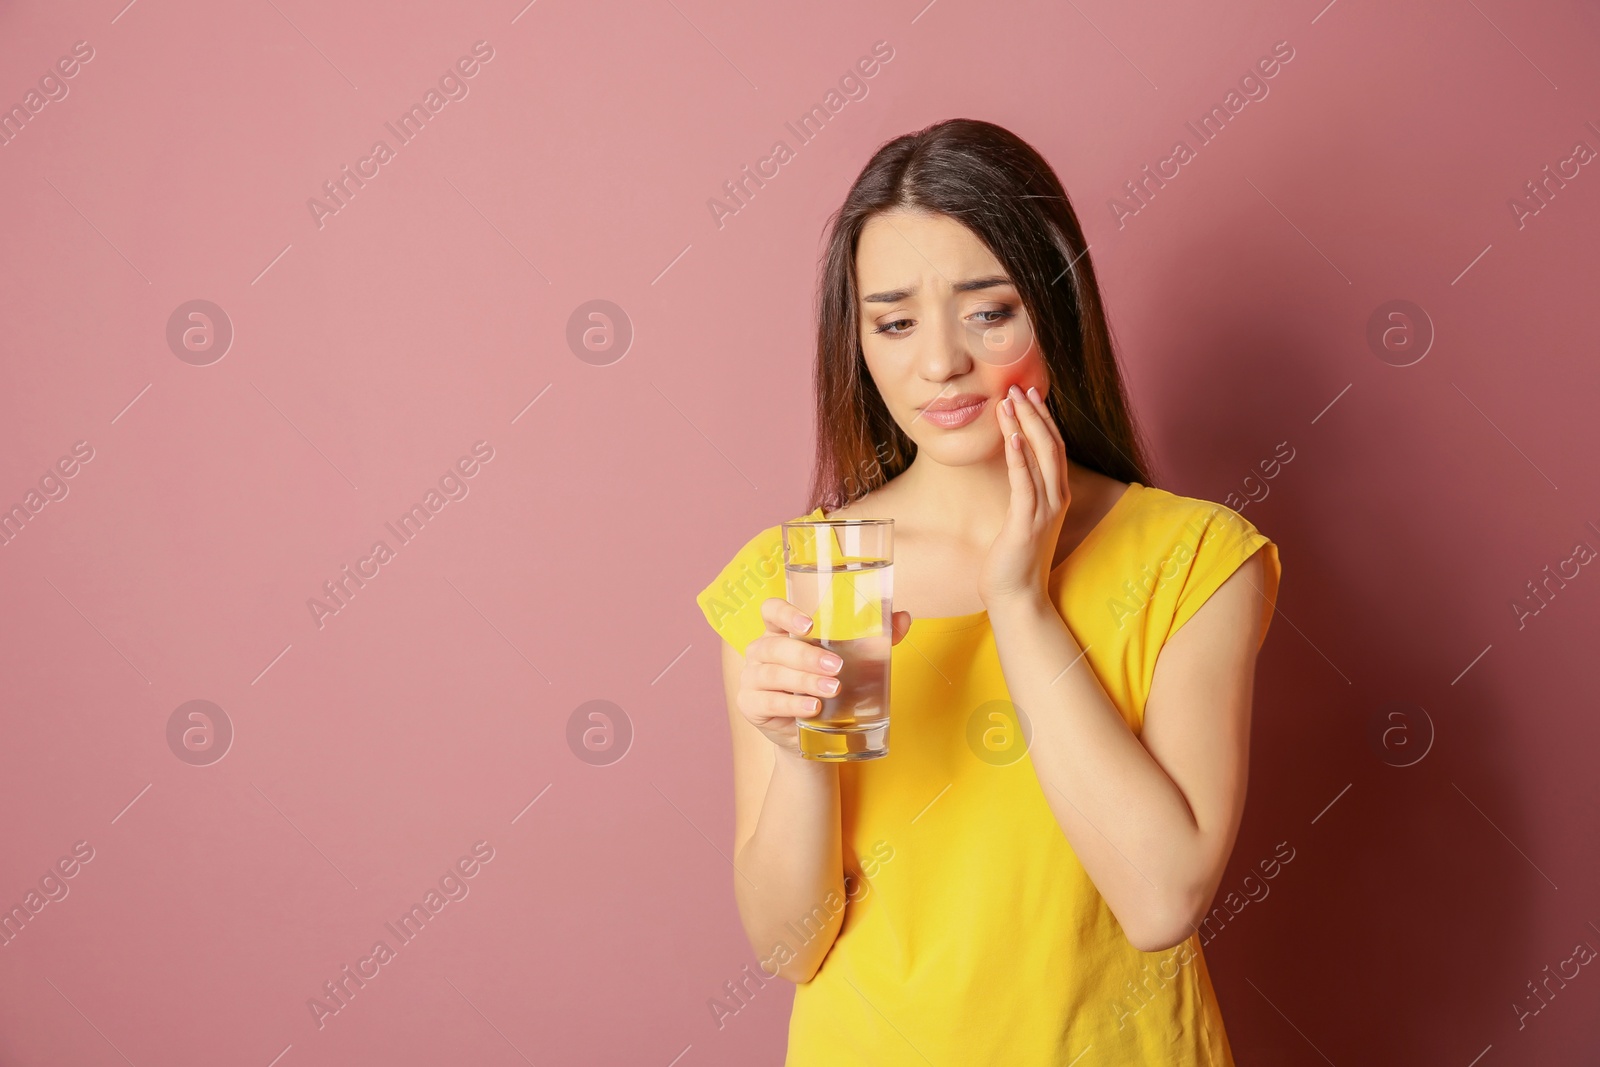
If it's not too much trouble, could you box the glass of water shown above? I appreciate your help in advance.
[780,517,894,761]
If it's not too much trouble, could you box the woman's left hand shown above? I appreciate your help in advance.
[978,383,1073,609]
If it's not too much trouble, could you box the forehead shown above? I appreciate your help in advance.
[856,209,1005,291]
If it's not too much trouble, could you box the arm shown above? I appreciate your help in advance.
[719,628,845,983]
[716,597,915,980]
[987,551,1269,951]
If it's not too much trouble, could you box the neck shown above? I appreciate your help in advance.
[895,449,1086,545]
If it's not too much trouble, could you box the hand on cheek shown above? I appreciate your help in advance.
[979,383,1070,607]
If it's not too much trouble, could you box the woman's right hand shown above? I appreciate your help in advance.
[737,598,913,757]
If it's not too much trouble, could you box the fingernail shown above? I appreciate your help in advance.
[794,615,812,634]
[821,653,843,672]
[820,677,840,694]
[1002,397,1014,417]
[1027,386,1041,401]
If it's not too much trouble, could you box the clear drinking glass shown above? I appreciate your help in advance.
[780,517,894,761]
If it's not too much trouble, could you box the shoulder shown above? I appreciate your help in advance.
[1123,484,1267,553]
[1114,485,1283,647]
[694,507,821,656]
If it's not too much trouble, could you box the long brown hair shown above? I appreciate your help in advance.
[806,118,1157,512]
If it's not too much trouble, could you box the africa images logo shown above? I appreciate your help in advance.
[307,42,496,229]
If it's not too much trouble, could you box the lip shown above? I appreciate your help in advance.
[918,394,988,428]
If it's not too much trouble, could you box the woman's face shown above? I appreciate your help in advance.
[856,208,1048,464]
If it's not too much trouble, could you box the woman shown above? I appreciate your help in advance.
[695,118,1282,1066]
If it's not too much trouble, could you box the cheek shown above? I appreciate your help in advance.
[859,345,895,399]
[974,346,1048,399]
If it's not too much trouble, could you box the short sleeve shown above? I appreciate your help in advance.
[1167,503,1282,648]
[695,523,788,658]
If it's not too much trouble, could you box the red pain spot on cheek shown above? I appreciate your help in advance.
[980,362,1042,398]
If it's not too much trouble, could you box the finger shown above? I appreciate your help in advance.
[1008,385,1060,512]
[1000,393,1045,513]
[751,629,843,676]
[760,596,815,638]
[749,691,822,723]
[1025,385,1073,507]
[890,609,913,645]
[997,395,1034,501]
[1026,384,1066,452]
[1026,385,1071,505]
[1007,383,1053,451]
[1004,425,1038,514]
[753,657,840,701]
[1014,428,1045,508]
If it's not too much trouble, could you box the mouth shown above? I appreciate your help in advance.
[917,394,989,429]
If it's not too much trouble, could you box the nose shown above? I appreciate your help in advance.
[912,300,973,384]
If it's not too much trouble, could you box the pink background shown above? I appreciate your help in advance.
[2,0,1597,1063]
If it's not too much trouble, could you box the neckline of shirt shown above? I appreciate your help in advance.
[802,480,1146,634]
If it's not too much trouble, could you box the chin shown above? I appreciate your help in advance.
[909,428,1004,464]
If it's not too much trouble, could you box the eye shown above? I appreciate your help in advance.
[972,307,1014,325]
[873,318,913,335]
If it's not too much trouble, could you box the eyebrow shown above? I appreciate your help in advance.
[861,275,1015,304]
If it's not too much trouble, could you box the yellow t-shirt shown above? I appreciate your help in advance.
[695,482,1282,1066]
